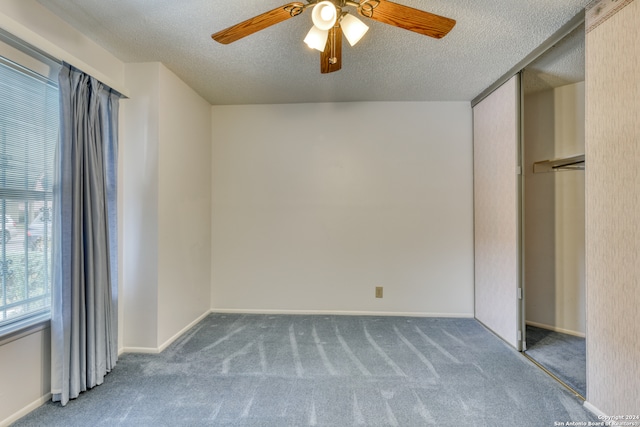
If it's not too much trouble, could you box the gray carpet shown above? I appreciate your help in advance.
[525,325,586,397]
[13,314,598,426]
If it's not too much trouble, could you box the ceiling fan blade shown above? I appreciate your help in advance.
[321,26,342,74]
[358,0,456,39]
[212,2,305,44]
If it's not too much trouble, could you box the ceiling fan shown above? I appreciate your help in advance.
[211,0,456,74]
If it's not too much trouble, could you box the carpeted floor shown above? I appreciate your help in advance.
[13,314,598,426]
[525,324,586,397]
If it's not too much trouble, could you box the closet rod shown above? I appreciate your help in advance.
[533,154,585,173]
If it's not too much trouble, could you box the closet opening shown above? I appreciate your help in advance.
[521,22,586,399]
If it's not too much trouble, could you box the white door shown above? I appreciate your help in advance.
[473,74,522,350]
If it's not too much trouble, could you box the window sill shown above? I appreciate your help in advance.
[0,314,51,347]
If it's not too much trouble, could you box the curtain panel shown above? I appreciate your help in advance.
[51,63,119,406]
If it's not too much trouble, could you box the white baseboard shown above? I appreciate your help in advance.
[211,308,474,318]
[0,393,51,427]
[121,310,212,355]
[525,320,586,338]
[157,310,212,353]
[583,401,606,418]
[120,346,161,354]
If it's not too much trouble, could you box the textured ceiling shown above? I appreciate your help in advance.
[38,0,590,105]
[523,22,585,95]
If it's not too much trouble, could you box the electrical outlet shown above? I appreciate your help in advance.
[375,286,383,298]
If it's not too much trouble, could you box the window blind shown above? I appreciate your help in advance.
[0,52,59,333]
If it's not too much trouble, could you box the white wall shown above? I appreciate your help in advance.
[0,1,126,425]
[211,102,474,316]
[121,63,161,349]
[524,82,586,336]
[157,65,212,346]
[122,62,212,351]
[0,329,51,426]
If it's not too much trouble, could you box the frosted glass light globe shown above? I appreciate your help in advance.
[311,1,337,31]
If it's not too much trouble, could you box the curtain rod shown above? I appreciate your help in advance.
[471,10,585,107]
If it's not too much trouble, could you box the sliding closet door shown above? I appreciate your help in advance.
[473,75,521,349]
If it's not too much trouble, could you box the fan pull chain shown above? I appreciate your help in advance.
[329,25,338,64]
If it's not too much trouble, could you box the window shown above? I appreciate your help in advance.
[0,35,59,335]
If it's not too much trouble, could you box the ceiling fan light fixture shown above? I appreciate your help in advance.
[340,13,369,47]
[304,25,329,51]
[211,1,457,74]
[311,1,337,31]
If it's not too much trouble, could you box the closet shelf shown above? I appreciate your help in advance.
[533,154,585,173]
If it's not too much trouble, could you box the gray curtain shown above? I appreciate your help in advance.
[51,63,119,406]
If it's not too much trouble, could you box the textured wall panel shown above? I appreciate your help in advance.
[473,76,520,348]
[585,0,640,414]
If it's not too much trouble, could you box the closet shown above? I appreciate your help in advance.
[472,14,586,398]
[522,23,586,398]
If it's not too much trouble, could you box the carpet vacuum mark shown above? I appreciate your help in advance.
[13,314,599,426]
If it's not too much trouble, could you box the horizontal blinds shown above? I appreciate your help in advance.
[1,50,58,331]
[0,59,58,200]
